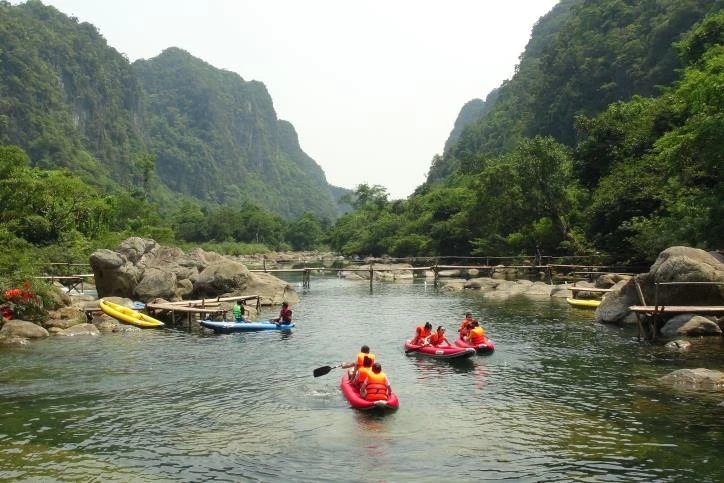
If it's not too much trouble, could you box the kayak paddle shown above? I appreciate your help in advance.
[313,364,342,377]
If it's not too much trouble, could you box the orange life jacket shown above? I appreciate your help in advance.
[468,326,486,344]
[430,332,446,346]
[355,366,372,387]
[356,352,375,369]
[363,371,389,401]
[459,318,473,334]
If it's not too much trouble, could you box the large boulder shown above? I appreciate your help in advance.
[595,247,724,325]
[659,368,724,389]
[660,314,722,337]
[0,320,49,340]
[89,238,296,304]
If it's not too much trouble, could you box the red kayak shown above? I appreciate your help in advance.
[455,336,495,354]
[340,373,399,410]
[404,340,476,359]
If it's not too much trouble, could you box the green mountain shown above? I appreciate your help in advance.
[430,0,722,182]
[0,0,347,220]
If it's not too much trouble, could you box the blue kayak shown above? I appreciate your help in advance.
[199,320,295,333]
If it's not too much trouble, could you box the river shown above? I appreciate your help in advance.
[1,276,723,482]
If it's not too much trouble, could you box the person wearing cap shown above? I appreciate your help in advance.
[429,325,452,347]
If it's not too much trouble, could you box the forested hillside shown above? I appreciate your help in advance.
[431,0,720,181]
[0,0,345,220]
[330,2,723,263]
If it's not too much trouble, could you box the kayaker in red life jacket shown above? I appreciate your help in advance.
[429,325,452,347]
[360,362,391,401]
[351,355,374,387]
[459,312,476,338]
[412,322,433,345]
[466,321,487,345]
[341,345,376,380]
[272,302,292,325]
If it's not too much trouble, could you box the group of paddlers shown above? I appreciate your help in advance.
[411,312,487,347]
[338,312,487,402]
[341,345,390,402]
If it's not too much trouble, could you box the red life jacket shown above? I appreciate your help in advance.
[279,306,292,322]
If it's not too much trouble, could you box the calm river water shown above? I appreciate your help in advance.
[1,276,723,482]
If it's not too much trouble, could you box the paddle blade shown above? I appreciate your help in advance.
[313,365,334,377]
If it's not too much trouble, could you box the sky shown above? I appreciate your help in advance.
[34,0,560,199]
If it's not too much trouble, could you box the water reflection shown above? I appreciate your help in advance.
[1,277,723,482]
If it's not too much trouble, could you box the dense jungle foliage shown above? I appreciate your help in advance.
[0,0,346,222]
[0,0,722,299]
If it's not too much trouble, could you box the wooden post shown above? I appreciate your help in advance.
[433,264,439,288]
[369,264,374,291]
[633,279,652,341]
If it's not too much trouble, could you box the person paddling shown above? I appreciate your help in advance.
[341,345,375,381]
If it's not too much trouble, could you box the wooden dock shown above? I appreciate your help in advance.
[630,280,724,341]
[145,295,261,329]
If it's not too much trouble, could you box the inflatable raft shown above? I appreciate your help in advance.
[199,320,295,333]
[340,373,399,410]
[454,336,495,354]
[404,340,476,359]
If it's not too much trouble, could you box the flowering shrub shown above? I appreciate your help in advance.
[0,281,45,322]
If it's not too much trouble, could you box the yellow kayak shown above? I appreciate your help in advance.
[566,297,601,309]
[99,299,165,328]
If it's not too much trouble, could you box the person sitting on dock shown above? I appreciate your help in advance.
[360,363,391,401]
[411,322,433,345]
[271,302,292,325]
[232,300,247,322]
[465,320,487,345]
[341,345,375,381]
[429,325,452,347]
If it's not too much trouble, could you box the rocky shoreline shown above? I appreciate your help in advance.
[1,242,722,390]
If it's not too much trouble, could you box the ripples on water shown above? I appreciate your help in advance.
[1,277,723,482]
